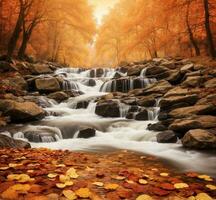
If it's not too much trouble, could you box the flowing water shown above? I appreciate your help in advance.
[1,68,216,176]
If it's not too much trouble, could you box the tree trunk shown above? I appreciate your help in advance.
[7,0,23,59]
[203,0,215,58]
[185,1,200,56]
[18,33,29,59]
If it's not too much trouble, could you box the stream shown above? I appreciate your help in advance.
[3,68,216,176]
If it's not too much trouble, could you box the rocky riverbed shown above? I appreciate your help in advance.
[0,58,216,175]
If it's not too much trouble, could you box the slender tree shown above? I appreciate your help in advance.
[203,0,215,58]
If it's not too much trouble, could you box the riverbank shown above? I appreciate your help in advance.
[0,57,216,189]
[0,148,215,200]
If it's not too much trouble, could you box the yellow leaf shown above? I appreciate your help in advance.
[56,183,66,189]
[104,183,119,190]
[139,179,148,185]
[111,175,126,180]
[1,188,18,200]
[92,182,104,187]
[187,197,196,200]
[7,174,34,183]
[75,188,91,198]
[63,190,77,200]
[0,166,9,170]
[206,184,216,190]
[174,183,189,189]
[86,166,94,172]
[126,180,135,184]
[48,173,58,178]
[160,173,169,177]
[9,163,22,168]
[59,175,70,183]
[56,164,66,168]
[198,175,213,182]
[196,193,213,200]
[11,184,31,193]
[66,168,79,179]
[65,181,74,186]
[136,194,153,200]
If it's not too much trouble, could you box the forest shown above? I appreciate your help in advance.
[0,0,215,67]
[0,1,216,200]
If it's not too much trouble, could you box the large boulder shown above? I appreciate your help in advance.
[137,96,156,107]
[130,80,172,96]
[78,128,96,139]
[182,76,204,87]
[148,122,167,131]
[0,134,30,148]
[145,66,170,79]
[0,100,45,123]
[95,100,120,118]
[127,65,144,76]
[35,77,61,92]
[157,130,177,143]
[169,115,216,133]
[164,87,200,98]
[48,91,69,102]
[182,129,216,149]
[205,78,216,88]
[30,64,53,75]
[160,94,198,111]
[135,110,148,121]
[169,104,216,119]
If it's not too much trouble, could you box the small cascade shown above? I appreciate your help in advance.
[140,68,148,77]
[100,77,157,93]
[119,102,130,118]
[13,132,25,139]
[62,80,79,91]
[0,131,11,137]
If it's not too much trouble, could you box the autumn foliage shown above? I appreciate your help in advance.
[0,148,215,200]
[95,0,216,66]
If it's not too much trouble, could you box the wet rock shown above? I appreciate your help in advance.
[205,78,216,88]
[66,90,83,97]
[82,79,96,87]
[182,129,216,149]
[95,100,120,118]
[130,80,173,96]
[161,61,176,69]
[0,100,45,123]
[0,134,30,148]
[169,115,216,133]
[23,96,56,108]
[164,87,200,98]
[197,94,216,105]
[122,97,137,105]
[135,109,148,121]
[157,130,177,143]
[30,63,53,75]
[127,65,144,76]
[148,122,167,131]
[169,104,216,119]
[180,63,194,73]
[128,106,139,112]
[126,112,135,119]
[160,94,198,111]
[90,68,104,77]
[166,70,184,85]
[35,77,61,92]
[137,96,156,107]
[76,101,89,109]
[182,76,204,87]
[48,91,69,102]
[0,61,18,72]
[114,72,124,79]
[78,128,96,138]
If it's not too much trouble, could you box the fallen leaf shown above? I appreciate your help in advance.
[92,182,104,187]
[11,184,31,193]
[75,188,91,198]
[104,183,119,190]
[160,183,175,191]
[0,166,9,170]
[66,168,79,179]
[196,193,213,200]
[1,188,18,200]
[56,183,66,189]
[63,190,77,200]
[48,173,58,178]
[160,173,169,177]
[136,194,153,200]
[59,174,70,183]
[174,183,189,189]
[111,175,126,180]
[198,175,213,182]
[138,179,148,185]
[206,184,216,190]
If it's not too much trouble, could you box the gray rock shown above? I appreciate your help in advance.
[0,134,30,148]
[48,91,69,102]
[157,131,177,143]
[78,128,96,138]
[35,77,61,92]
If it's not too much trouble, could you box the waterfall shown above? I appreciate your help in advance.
[62,80,79,91]
[13,132,25,139]
[119,102,130,118]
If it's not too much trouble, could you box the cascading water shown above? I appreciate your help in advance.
[1,66,216,175]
